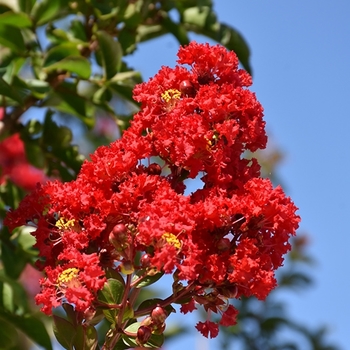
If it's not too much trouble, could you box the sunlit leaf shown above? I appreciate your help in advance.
[132,270,164,288]
[0,11,32,27]
[98,278,124,306]
[44,56,91,79]
[96,31,123,79]
[31,0,67,26]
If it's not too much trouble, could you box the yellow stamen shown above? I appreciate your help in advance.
[55,217,76,230]
[162,232,182,250]
[57,268,79,285]
[161,89,181,103]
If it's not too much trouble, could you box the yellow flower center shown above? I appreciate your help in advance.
[161,89,181,103]
[55,217,76,230]
[162,232,182,250]
[57,268,79,285]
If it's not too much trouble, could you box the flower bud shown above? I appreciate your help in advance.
[151,306,167,325]
[217,238,231,251]
[113,223,127,237]
[217,285,238,299]
[140,253,151,268]
[109,224,128,250]
[147,163,162,175]
[137,326,152,345]
[179,80,196,97]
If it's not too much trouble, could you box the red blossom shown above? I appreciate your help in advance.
[0,133,47,191]
[195,320,219,338]
[180,298,197,314]
[4,42,300,335]
[219,305,239,327]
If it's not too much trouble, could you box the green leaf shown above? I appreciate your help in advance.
[10,75,33,101]
[31,0,66,26]
[108,83,136,104]
[44,43,81,66]
[98,278,124,325]
[137,24,166,43]
[41,115,73,148]
[17,228,36,254]
[0,75,24,103]
[69,20,87,42]
[133,270,164,288]
[180,7,252,74]
[24,141,46,168]
[74,324,98,350]
[53,314,76,350]
[122,303,134,322]
[0,11,32,27]
[161,12,189,45]
[118,27,137,54]
[0,24,25,52]
[44,56,91,79]
[92,86,112,105]
[98,278,124,306]
[183,6,216,29]
[0,312,53,350]
[24,79,51,99]
[145,333,164,348]
[43,90,94,126]
[2,56,26,82]
[0,270,30,313]
[0,317,18,349]
[109,70,142,83]
[213,23,252,74]
[62,303,78,327]
[18,0,36,14]
[1,242,28,280]
[96,31,123,79]
[278,272,312,289]
[122,322,140,348]
[111,338,130,350]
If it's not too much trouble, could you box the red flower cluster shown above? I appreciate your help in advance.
[5,42,300,337]
[0,132,47,191]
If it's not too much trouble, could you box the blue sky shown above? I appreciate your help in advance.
[125,1,350,349]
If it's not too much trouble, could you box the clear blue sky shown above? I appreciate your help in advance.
[125,1,350,349]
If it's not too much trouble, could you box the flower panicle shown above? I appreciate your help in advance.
[4,41,300,340]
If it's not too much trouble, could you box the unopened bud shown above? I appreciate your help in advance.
[137,326,152,345]
[217,238,231,251]
[217,285,238,299]
[140,253,151,268]
[148,163,162,175]
[113,224,127,237]
[179,80,196,97]
[151,306,167,325]
[109,224,128,250]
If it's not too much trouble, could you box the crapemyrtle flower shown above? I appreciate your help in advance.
[4,42,300,338]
